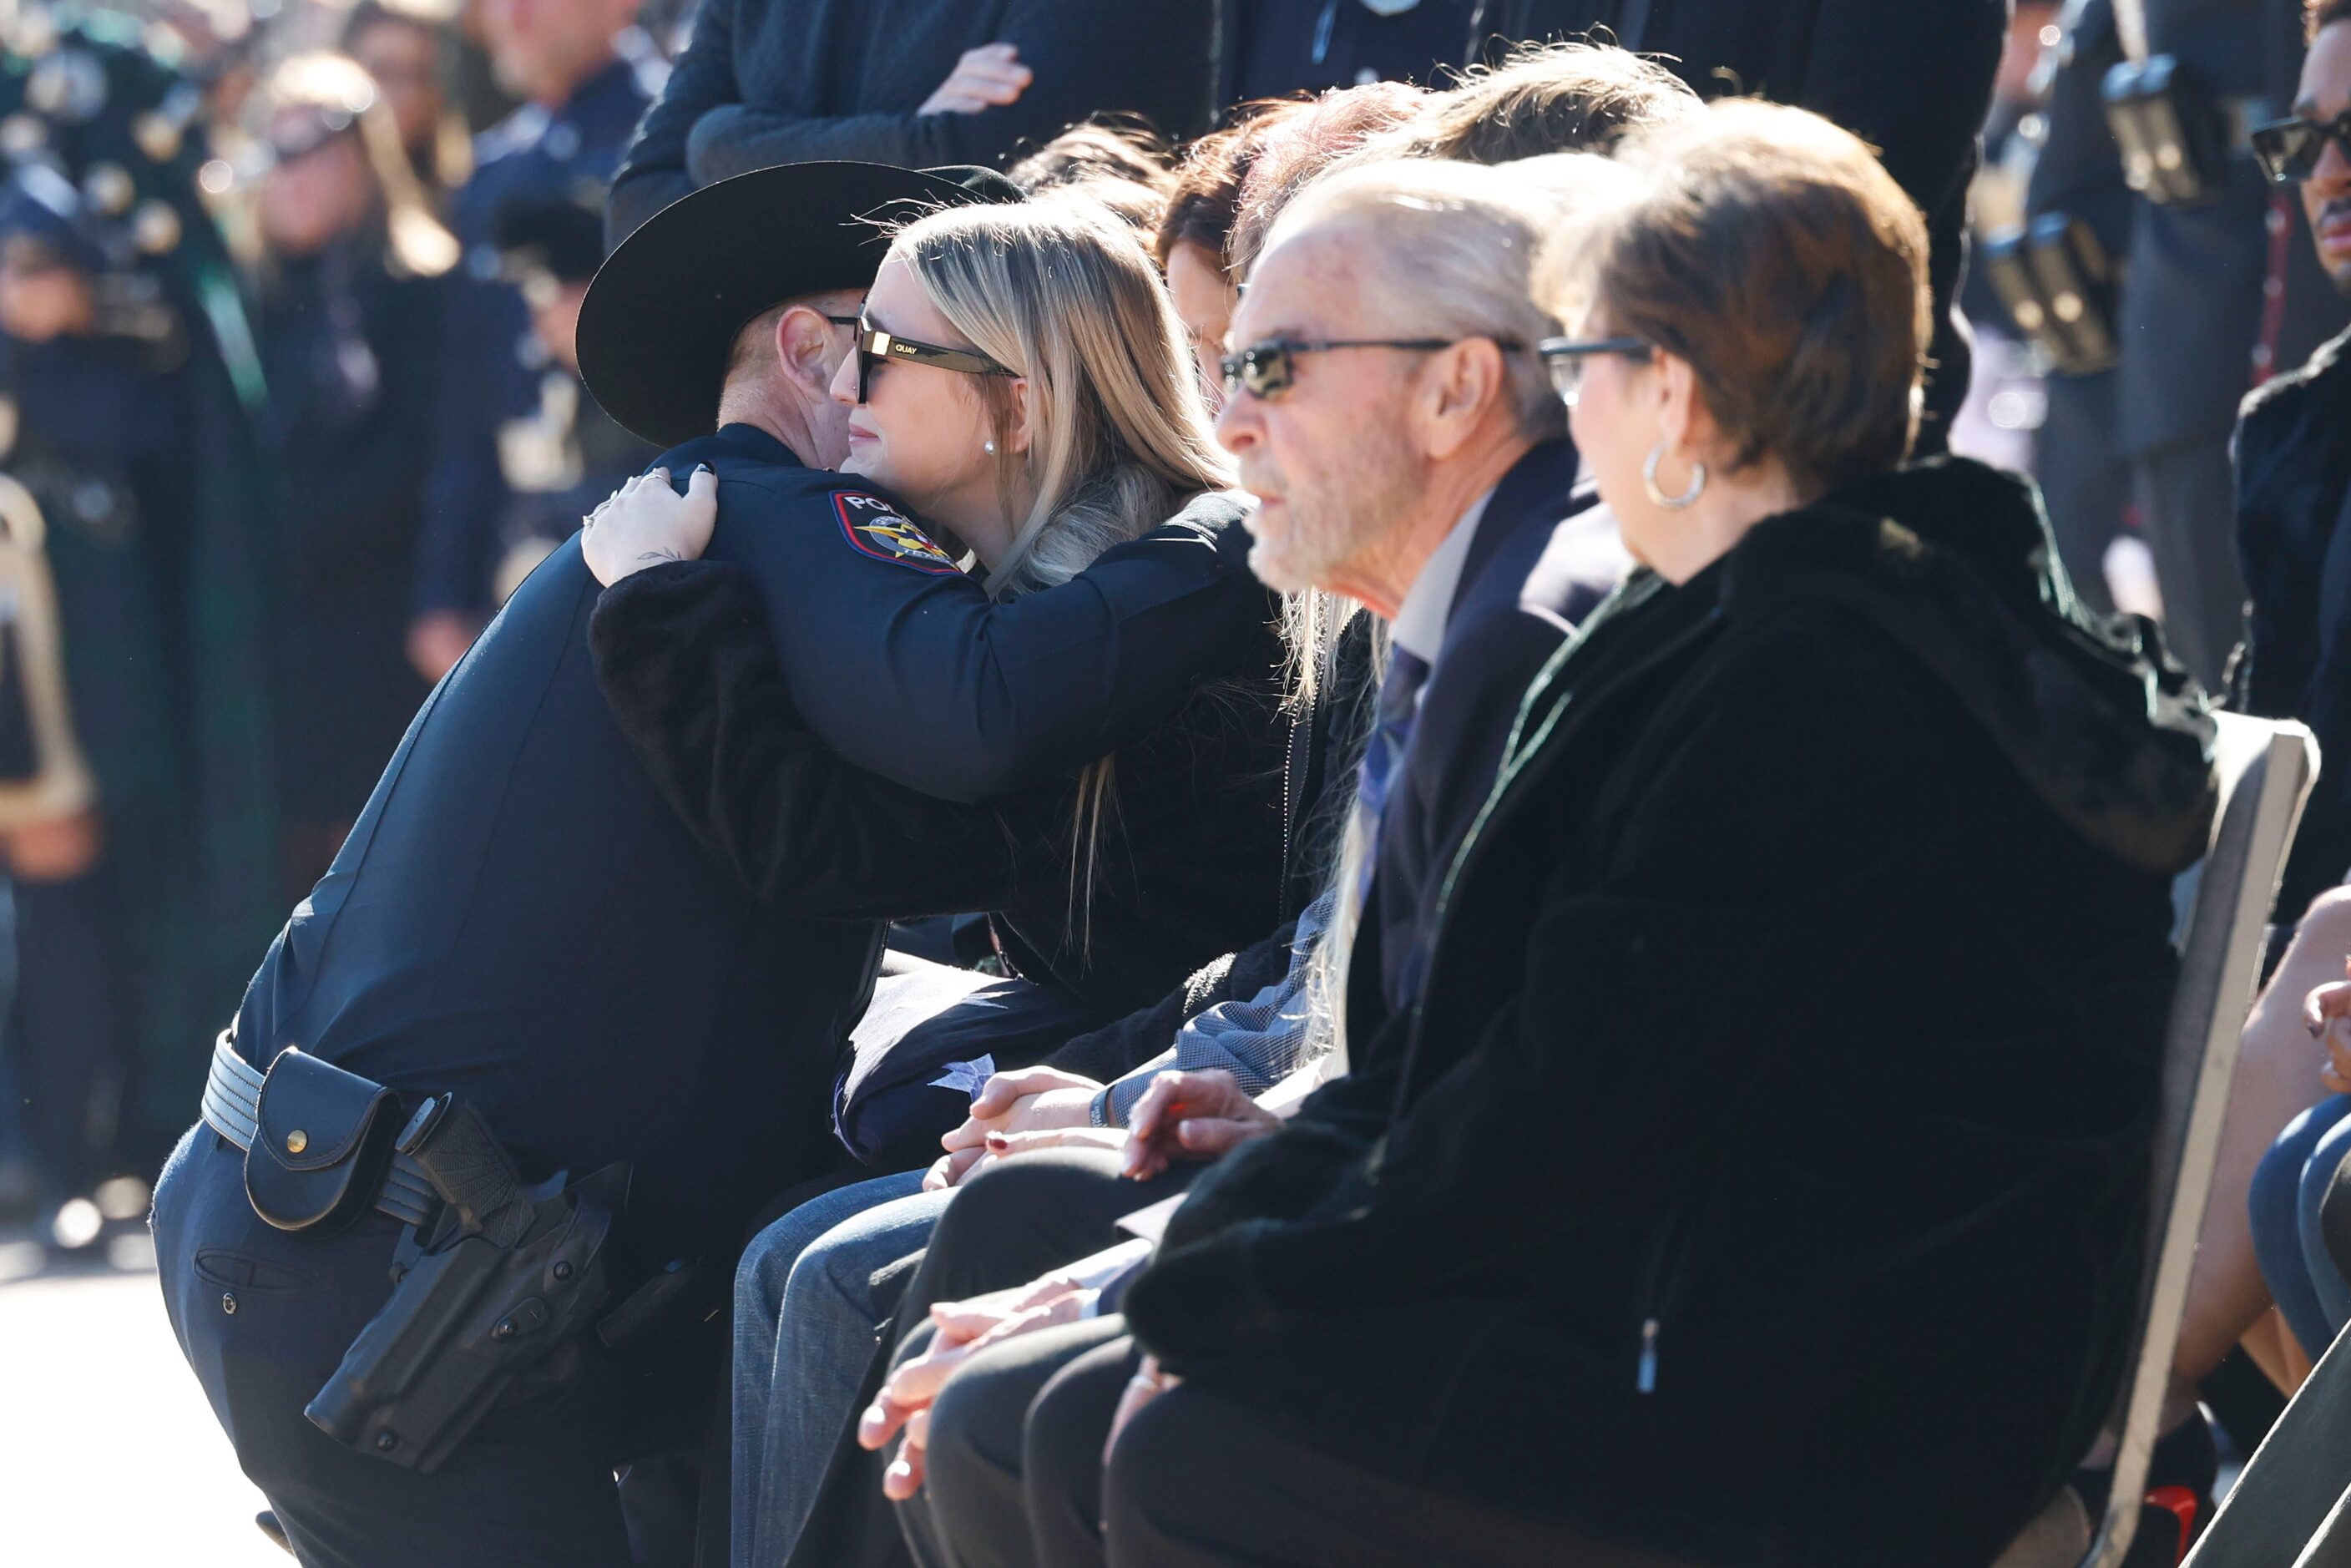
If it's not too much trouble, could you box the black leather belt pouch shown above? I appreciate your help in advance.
[245,1048,402,1237]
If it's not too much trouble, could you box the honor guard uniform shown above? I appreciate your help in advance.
[2096,0,2351,686]
[414,42,658,654]
[479,188,657,602]
[0,14,282,1238]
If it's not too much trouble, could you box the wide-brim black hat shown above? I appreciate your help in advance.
[579,161,1022,449]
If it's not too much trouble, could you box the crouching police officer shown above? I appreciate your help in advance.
[148,164,1006,1568]
[152,159,1274,1568]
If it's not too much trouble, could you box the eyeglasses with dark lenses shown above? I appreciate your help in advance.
[1216,336,1522,401]
[2252,110,2351,186]
[1536,336,1656,403]
[852,323,1015,403]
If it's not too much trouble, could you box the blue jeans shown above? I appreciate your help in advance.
[731,1170,948,1567]
[2250,1094,2351,1359]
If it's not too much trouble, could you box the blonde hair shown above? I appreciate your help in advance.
[892,195,1236,599]
[889,195,1246,931]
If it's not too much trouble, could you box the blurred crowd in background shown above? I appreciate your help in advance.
[0,0,2338,1267]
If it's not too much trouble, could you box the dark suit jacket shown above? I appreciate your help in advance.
[2236,326,2351,918]
[1350,437,1604,1032]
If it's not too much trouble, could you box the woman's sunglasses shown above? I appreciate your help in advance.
[2252,110,2351,186]
[851,321,1015,404]
[1536,336,1656,402]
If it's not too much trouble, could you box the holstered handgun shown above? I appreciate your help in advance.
[304,1094,628,1473]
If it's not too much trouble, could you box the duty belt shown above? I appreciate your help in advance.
[200,1034,437,1227]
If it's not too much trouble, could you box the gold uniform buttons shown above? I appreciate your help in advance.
[285,1130,309,1155]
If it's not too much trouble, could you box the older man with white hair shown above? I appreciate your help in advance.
[844,151,1639,1568]
[1214,152,1634,1022]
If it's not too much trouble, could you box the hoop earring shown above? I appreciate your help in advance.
[1643,444,1706,511]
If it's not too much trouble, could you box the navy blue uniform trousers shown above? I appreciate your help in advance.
[154,1125,641,1567]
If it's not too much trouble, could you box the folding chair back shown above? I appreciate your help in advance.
[2074,713,2318,1568]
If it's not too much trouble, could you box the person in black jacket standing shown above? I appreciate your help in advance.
[606,0,1214,242]
[250,53,456,898]
[1467,0,2006,458]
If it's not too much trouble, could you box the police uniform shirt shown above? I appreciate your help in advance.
[669,426,1271,804]
[235,430,882,1265]
[235,423,1268,1258]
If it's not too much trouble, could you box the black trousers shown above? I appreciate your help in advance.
[152,1125,645,1568]
[2035,370,2129,618]
[9,862,134,1198]
[2132,434,2246,691]
[785,1149,1195,1568]
[913,1316,1134,1568]
[923,1312,1709,1568]
[1095,1374,1706,1568]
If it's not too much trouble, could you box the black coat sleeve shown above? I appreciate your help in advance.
[1123,615,1954,1368]
[1792,0,2008,222]
[607,0,738,243]
[589,558,1082,919]
[677,0,1211,179]
[722,488,1270,806]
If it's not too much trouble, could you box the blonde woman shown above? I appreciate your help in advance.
[584,192,1299,1088]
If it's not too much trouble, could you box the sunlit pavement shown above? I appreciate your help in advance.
[0,1226,272,1566]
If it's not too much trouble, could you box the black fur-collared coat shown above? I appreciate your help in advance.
[1123,458,2217,1568]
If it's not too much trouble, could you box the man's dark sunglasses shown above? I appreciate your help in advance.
[852,321,1015,404]
[1536,336,1656,402]
[1217,336,1524,401]
[2252,110,2351,186]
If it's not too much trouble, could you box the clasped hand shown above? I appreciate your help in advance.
[857,1273,1095,1499]
[923,1065,1286,1189]
[2308,960,2351,1093]
[925,1065,1117,1190]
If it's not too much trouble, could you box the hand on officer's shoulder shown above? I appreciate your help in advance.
[582,466,718,587]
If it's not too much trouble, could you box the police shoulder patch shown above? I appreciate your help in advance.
[833,492,961,575]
